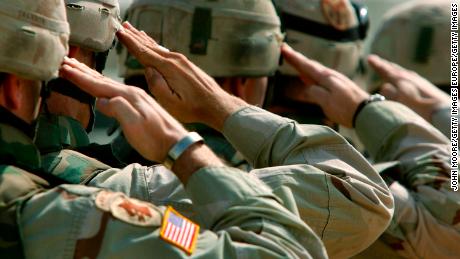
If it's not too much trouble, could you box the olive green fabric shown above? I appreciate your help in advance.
[223,106,393,258]
[0,0,69,81]
[93,106,395,258]
[3,118,328,258]
[20,167,328,258]
[118,0,284,78]
[35,114,111,184]
[34,104,393,258]
[0,123,45,258]
[353,101,460,258]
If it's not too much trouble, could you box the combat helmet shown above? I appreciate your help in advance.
[119,0,284,78]
[66,0,120,53]
[46,0,121,132]
[0,0,70,81]
[370,0,450,91]
[275,0,369,77]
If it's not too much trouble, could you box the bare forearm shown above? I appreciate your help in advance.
[172,143,224,184]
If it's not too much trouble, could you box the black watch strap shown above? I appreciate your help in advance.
[352,94,386,128]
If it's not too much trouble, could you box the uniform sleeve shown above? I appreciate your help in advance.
[222,106,394,258]
[431,106,451,138]
[87,164,196,218]
[354,101,460,258]
[19,167,327,259]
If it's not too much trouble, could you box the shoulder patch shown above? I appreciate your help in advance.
[321,0,353,31]
[160,206,199,255]
[95,190,162,227]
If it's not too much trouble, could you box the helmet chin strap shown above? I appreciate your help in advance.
[45,77,96,133]
[0,105,37,139]
[42,49,111,133]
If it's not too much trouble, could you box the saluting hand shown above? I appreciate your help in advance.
[281,44,369,128]
[116,22,246,131]
[59,56,188,164]
[368,55,450,122]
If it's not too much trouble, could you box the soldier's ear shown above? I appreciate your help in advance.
[68,46,80,59]
[0,74,21,110]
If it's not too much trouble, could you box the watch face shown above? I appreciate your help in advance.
[370,94,385,102]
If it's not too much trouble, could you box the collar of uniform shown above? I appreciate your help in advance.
[35,114,90,153]
[0,123,41,171]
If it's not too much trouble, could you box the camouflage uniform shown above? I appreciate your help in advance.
[118,1,393,257]
[1,125,329,258]
[352,101,459,258]
[1,1,331,258]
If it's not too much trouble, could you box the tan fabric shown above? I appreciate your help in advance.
[223,106,394,258]
[118,0,283,78]
[0,0,69,80]
[66,0,121,52]
[274,0,362,77]
[369,0,450,90]
[431,106,451,138]
[354,101,460,258]
[19,167,327,258]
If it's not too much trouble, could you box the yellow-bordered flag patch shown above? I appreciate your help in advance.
[160,206,199,255]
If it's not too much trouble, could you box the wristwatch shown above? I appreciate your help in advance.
[352,93,386,127]
[163,132,204,170]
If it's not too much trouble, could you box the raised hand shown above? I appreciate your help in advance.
[117,22,246,131]
[368,55,450,122]
[59,56,188,163]
[281,44,369,128]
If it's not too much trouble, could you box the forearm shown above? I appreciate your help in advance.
[222,106,393,257]
[184,166,327,258]
[172,143,223,184]
[222,106,348,168]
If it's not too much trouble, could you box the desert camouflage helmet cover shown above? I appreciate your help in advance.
[65,0,120,52]
[119,0,284,78]
[0,0,69,81]
[370,0,450,88]
[275,0,363,76]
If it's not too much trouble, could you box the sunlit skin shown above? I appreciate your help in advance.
[368,55,451,122]
[44,46,95,129]
[0,74,42,124]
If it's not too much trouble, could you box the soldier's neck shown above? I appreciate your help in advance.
[35,113,90,153]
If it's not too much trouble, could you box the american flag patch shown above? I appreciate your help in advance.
[160,206,200,254]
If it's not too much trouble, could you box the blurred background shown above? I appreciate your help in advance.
[90,0,419,144]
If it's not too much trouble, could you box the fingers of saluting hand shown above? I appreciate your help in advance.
[367,55,405,84]
[281,43,345,88]
[303,84,330,105]
[117,22,170,69]
[60,57,130,100]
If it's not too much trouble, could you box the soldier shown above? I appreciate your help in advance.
[0,0,70,256]
[281,43,460,258]
[369,0,451,137]
[34,0,120,182]
[116,0,285,169]
[32,1,393,258]
[266,0,368,125]
[0,1,328,257]
[117,20,393,258]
